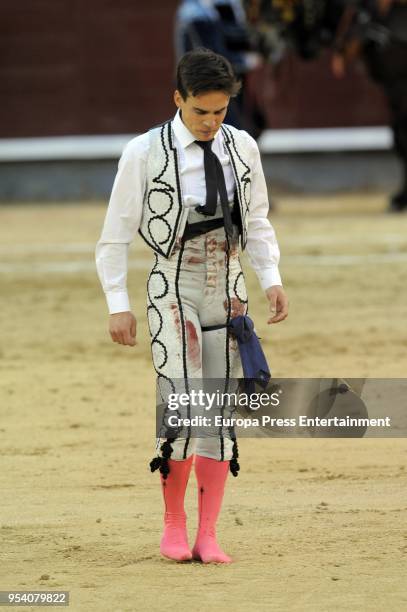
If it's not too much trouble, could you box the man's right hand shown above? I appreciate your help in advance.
[109,311,137,346]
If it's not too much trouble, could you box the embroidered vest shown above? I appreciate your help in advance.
[138,120,252,258]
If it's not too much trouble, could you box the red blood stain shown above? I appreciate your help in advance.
[186,256,204,264]
[186,320,201,370]
[171,304,181,338]
[207,237,217,255]
[170,307,201,369]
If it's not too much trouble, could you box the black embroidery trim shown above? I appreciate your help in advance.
[224,125,251,211]
[147,213,172,249]
[220,240,233,462]
[139,121,184,258]
[226,244,245,476]
[147,265,169,300]
[147,187,173,216]
[221,125,251,251]
[156,124,173,188]
[149,379,178,478]
[233,271,248,305]
[147,258,169,370]
[168,121,187,257]
[173,240,192,460]
[147,254,177,477]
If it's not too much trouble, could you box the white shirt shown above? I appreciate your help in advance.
[96,110,282,314]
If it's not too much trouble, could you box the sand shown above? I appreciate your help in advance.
[0,194,406,611]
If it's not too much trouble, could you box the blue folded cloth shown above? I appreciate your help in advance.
[228,315,271,394]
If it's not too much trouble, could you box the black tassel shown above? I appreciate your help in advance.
[230,439,240,477]
[149,438,176,480]
[159,438,175,480]
[159,458,170,480]
[149,456,162,473]
[160,438,175,459]
[230,458,240,477]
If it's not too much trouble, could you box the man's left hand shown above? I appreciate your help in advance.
[265,286,289,324]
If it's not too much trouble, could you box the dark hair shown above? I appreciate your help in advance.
[176,48,241,100]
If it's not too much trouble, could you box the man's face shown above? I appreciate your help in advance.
[174,89,230,141]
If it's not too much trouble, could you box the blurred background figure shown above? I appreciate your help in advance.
[331,0,407,212]
[242,0,345,64]
[240,0,407,210]
[175,0,265,135]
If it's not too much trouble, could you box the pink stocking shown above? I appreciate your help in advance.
[159,455,194,561]
[192,456,232,563]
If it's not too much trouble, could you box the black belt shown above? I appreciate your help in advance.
[182,208,241,243]
[182,218,225,242]
[201,323,228,332]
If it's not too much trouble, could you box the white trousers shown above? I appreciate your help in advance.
[147,226,248,461]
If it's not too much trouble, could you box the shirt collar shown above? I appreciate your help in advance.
[172,109,223,149]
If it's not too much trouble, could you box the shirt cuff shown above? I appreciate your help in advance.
[106,291,131,314]
[257,267,282,291]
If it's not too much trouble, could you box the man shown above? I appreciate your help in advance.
[95,48,288,564]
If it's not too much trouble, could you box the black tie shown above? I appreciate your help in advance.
[195,140,234,238]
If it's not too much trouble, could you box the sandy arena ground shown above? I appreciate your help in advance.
[1,194,407,612]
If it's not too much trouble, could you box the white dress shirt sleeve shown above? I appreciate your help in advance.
[95,134,149,314]
[243,131,282,290]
